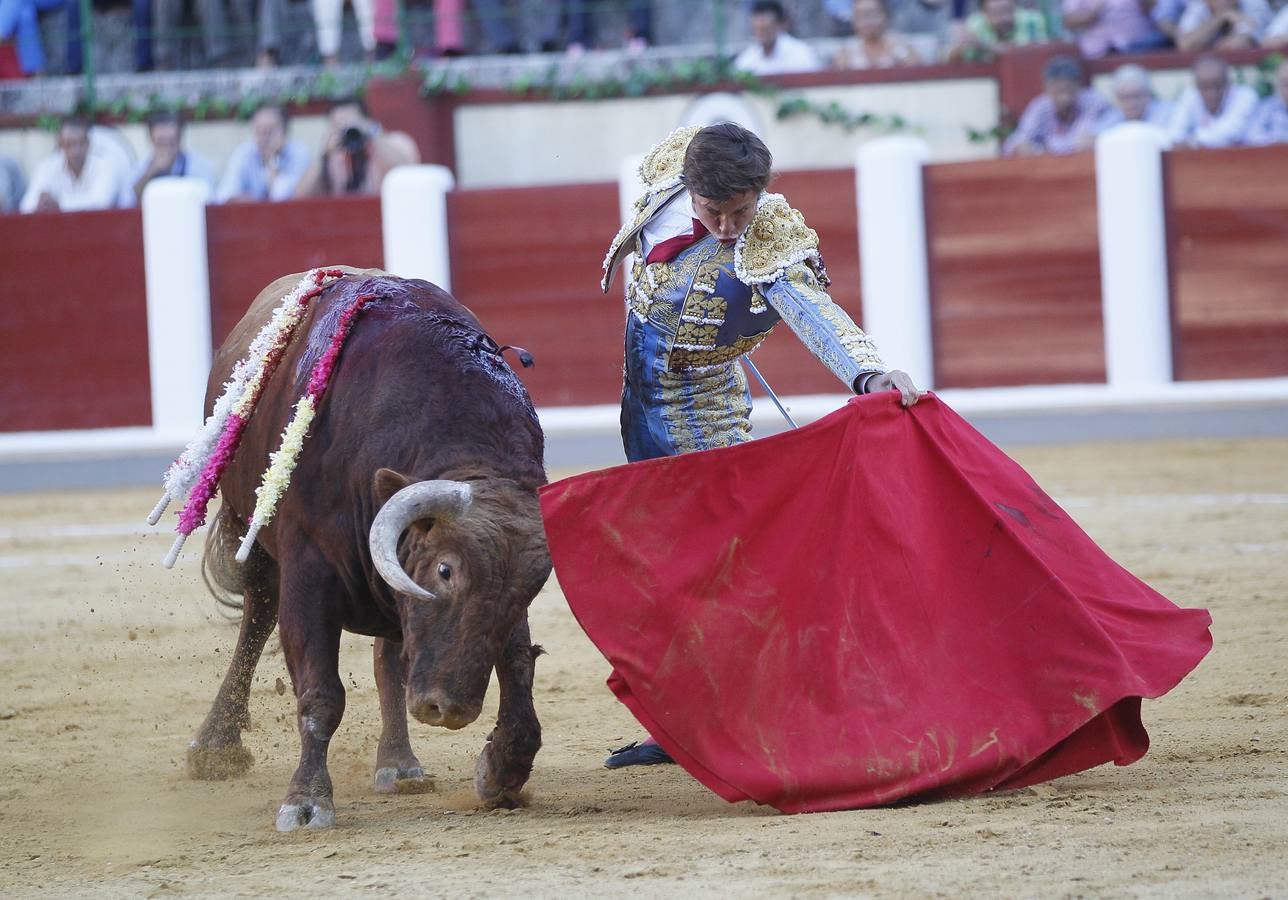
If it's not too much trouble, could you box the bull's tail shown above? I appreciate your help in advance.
[202,502,246,616]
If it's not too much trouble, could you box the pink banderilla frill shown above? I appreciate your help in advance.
[154,268,345,569]
[233,293,379,562]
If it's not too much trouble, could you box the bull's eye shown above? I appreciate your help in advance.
[437,563,452,581]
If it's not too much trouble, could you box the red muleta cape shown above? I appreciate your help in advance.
[539,394,1212,813]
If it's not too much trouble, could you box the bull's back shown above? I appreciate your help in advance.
[208,270,541,530]
[206,267,387,414]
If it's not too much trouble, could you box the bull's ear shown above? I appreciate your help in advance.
[373,467,412,507]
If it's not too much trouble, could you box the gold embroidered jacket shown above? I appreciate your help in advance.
[601,126,888,388]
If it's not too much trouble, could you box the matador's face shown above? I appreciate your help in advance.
[691,189,760,243]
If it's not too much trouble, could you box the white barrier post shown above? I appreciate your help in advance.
[856,137,934,389]
[1095,124,1173,389]
[381,164,456,290]
[142,177,212,438]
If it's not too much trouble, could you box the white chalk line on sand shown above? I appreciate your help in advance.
[2,493,1286,544]
[0,493,1284,571]
[4,541,1287,571]
[0,521,207,541]
[1055,493,1288,509]
[0,549,181,569]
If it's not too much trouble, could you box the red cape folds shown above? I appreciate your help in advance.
[540,395,1212,813]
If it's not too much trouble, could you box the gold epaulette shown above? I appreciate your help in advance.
[638,125,701,189]
[601,126,701,292]
[733,194,822,285]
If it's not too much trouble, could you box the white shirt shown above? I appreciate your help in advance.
[1167,84,1259,148]
[1177,0,1271,36]
[639,191,700,261]
[20,148,128,213]
[1268,5,1288,39]
[732,33,821,76]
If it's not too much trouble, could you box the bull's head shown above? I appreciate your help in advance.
[368,468,551,730]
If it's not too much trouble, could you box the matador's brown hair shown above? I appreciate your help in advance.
[681,123,773,201]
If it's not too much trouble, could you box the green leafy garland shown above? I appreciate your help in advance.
[37,59,408,131]
[38,51,920,137]
[422,56,916,135]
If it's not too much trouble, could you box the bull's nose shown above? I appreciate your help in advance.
[409,694,480,730]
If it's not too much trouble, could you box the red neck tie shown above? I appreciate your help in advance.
[645,218,710,265]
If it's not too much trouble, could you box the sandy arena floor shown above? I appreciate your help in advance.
[0,437,1286,898]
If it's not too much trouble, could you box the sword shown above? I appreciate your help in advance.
[744,357,798,430]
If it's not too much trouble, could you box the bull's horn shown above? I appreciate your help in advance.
[369,480,473,601]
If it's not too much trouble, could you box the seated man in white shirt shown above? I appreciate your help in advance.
[1098,64,1172,132]
[733,0,821,76]
[20,116,129,214]
[1166,54,1258,148]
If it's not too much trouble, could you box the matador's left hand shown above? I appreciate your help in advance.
[867,370,925,407]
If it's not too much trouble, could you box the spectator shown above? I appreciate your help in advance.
[1062,0,1169,56]
[215,105,311,203]
[1246,58,1288,145]
[733,0,821,75]
[1099,63,1172,130]
[890,0,956,38]
[1004,55,1108,156]
[314,0,376,65]
[1166,54,1259,147]
[472,0,555,53]
[66,1,151,73]
[1150,0,1188,43]
[154,1,257,69]
[565,0,652,54]
[1264,3,1288,48]
[0,0,67,75]
[254,0,289,67]
[121,111,216,208]
[0,153,24,212]
[944,0,1050,61]
[20,116,128,213]
[297,97,421,196]
[1176,0,1272,50]
[825,0,965,37]
[1023,0,1067,38]
[834,0,919,67]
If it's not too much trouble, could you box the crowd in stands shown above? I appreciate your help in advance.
[2,1,1287,213]
[1,0,1286,77]
[1002,53,1288,153]
[731,0,1288,73]
[0,0,661,75]
[1,96,419,213]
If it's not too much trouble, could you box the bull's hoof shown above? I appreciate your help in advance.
[186,742,255,781]
[374,765,435,795]
[474,749,528,810]
[275,799,335,832]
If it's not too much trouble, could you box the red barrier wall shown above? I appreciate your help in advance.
[4,147,1286,435]
[446,182,623,408]
[925,153,1106,388]
[1165,146,1288,381]
[207,195,385,347]
[0,208,151,431]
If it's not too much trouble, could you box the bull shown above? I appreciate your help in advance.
[186,268,552,831]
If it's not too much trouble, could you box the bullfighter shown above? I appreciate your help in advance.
[599,122,922,768]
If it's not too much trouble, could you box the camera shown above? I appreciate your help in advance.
[340,126,369,155]
[338,126,371,192]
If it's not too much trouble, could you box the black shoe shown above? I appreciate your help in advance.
[604,740,674,769]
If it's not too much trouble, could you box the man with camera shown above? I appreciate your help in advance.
[298,98,421,197]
